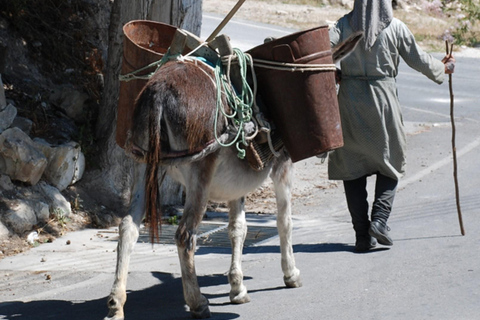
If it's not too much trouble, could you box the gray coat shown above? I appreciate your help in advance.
[328,16,445,181]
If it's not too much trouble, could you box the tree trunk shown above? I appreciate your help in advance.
[90,0,202,211]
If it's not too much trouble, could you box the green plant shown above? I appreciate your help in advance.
[53,208,70,229]
[443,0,480,46]
[167,215,179,225]
[32,238,50,247]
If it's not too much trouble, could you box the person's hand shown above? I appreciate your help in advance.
[442,54,455,74]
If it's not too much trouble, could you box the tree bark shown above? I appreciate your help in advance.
[91,0,202,211]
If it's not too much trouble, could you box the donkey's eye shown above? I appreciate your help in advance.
[132,149,144,158]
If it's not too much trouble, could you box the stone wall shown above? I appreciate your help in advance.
[0,73,85,240]
[0,0,112,244]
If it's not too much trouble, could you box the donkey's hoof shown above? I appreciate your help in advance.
[104,307,125,320]
[230,289,251,304]
[104,295,125,320]
[190,304,211,319]
[104,310,124,320]
[104,316,124,320]
[284,270,302,288]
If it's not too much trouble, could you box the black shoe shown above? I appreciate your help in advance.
[354,235,377,253]
[369,221,393,246]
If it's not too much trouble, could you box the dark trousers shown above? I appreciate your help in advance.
[343,173,398,236]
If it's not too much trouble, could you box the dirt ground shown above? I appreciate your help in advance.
[203,0,350,31]
[204,0,480,54]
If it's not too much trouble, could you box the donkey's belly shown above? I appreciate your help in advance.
[209,149,273,202]
[208,165,271,202]
[165,148,274,202]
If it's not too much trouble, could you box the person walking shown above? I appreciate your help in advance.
[328,0,455,252]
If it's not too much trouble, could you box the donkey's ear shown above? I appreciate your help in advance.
[332,31,363,63]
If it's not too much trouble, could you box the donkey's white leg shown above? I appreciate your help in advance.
[271,157,302,288]
[105,163,146,320]
[227,198,251,304]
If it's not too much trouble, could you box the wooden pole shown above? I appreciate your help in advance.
[446,41,465,236]
[206,0,247,42]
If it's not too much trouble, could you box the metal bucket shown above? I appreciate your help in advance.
[247,25,343,163]
[116,20,178,148]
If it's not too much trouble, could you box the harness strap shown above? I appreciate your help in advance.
[158,132,232,166]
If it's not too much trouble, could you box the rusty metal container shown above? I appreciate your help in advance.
[116,20,178,148]
[247,25,342,163]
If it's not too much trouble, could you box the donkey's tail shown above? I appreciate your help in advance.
[137,87,164,243]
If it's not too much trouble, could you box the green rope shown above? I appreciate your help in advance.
[120,44,256,160]
[214,48,255,159]
[119,48,179,82]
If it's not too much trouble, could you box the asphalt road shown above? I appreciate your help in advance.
[1,14,479,320]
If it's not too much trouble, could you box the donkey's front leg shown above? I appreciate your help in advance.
[105,163,146,320]
[271,157,302,288]
[227,198,251,304]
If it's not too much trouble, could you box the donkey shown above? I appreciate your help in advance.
[105,32,362,320]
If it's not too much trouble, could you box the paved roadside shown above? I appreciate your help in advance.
[1,122,479,319]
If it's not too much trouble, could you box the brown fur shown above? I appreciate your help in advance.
[146,94,162,243]
[183,63,220,152]
[162,61,220,153]
[133,60,226,242]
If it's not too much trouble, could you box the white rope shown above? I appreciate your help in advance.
[119,42,212,82]
[252,58,336,72]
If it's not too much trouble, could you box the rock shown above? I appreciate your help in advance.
[0,74,6,110]
[33,201,50,222]
[0,127,47,185]
[341,0,354,9]
[34,139,85,191]
[0,173,14,191]
[0,221,9,240]
[11,116,34,135]
[27,231,39,244]
[0,104,17,133]
[33,182,72,217]
[2,199,37,234]
[50,86,89,123]
[0,42,6,74]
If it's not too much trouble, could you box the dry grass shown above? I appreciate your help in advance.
[203,0,479,51]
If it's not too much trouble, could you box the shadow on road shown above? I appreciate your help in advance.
[196,242,354,256]
[0,273,240,320]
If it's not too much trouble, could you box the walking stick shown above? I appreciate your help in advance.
[206,0,247,42]
[446,41,465,236]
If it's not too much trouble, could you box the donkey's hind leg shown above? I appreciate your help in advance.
[176,201,210,318]
[175,162,216,318]
[271,156,302,288]
[105,163,146,320]
[227,198,251,304]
